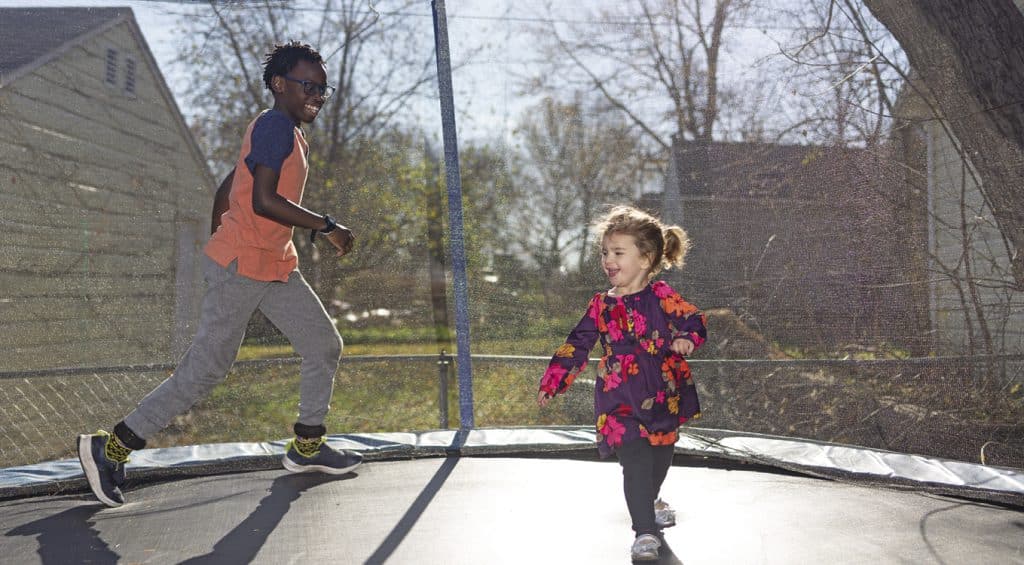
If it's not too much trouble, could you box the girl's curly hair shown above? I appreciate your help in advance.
[594,205,691,276]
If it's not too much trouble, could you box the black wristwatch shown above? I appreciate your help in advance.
[310,214,338,242]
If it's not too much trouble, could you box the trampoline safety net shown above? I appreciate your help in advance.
[1,0,1022,485]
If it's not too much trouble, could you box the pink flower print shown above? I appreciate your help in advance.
[600,414,626,447]
[689,331,706,348]
[607,319,623,341]
[611,300,631,333]
[651,280,673,298]
[540,363,567,393]
[641,338,658,355]
[603,368,622,392]
[656,390,666,404]
[617,354,636,381]
[612,300,628,323]
[632,310,647,336]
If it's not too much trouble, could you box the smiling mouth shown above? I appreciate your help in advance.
[305,103,321,115]
[606,269,620,278]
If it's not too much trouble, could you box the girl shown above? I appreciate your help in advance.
[537,205,707,562]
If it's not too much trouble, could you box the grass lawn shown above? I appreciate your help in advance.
[235,337,565,360]
[146,340,590,449]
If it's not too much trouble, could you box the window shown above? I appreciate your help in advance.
[105,48,118,85]
[124,58,136,94]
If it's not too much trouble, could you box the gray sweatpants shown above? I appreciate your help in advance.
[124,256,342,440]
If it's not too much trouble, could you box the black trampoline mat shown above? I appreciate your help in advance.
[2,457,1022,564]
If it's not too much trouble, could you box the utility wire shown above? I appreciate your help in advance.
[155,3,871,34]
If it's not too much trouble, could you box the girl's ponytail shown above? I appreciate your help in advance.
[661,225,691,271]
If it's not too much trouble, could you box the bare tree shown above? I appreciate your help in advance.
[769,0,906,147]
[529,0,753,161]
[180,1,436,166]
[175,1,439,288]
[513,97,642,300]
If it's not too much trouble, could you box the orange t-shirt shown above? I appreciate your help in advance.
[205,111,309,282]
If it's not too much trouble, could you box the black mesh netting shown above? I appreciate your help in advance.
[1,1,1021,475]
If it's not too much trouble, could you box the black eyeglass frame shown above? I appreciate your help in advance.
[281,75,336,99]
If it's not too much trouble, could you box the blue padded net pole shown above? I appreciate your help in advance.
[431,0,474,429]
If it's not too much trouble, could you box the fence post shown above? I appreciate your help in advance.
[438,350,451,428]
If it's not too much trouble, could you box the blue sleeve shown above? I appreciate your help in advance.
[244,111,295,174]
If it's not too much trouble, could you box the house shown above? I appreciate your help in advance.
[656,137,918,351]
[892,79,1024,355]
[0,7,214,371]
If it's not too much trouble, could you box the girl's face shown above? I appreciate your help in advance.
[601,232,652,295]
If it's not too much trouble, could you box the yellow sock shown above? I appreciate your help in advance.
[294,436,323,458]
[104,432,132,463]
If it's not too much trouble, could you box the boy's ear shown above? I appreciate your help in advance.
[271,75,283,93]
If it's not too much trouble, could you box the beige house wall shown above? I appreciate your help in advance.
[0,20,211,370]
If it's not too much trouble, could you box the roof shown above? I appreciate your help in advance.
[0,7,131,82]
[0,6,216,189]
[671,140,881,201]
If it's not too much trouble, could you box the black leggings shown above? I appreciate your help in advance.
[615,439,675,536]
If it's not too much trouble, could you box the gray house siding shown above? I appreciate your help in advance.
[923,120,1024,353]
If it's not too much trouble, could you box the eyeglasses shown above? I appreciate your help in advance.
[282,75,336,99]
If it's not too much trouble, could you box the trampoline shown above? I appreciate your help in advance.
[2,429,1023,564]
[3,1,1024,564]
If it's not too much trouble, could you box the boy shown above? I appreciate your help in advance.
[77,42,361,508]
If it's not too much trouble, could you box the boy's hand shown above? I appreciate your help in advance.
[670,337,694,356]
[537,390,552,407]
[325,225,355,257]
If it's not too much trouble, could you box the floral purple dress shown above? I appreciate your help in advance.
[539,280,707,457]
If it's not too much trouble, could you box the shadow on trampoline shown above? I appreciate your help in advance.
[7,505,116,565]
[360,454,686,565]
[365,456,459,565]
[180,472,357,565]
[1,428,1023,564]
[654,541,684,565]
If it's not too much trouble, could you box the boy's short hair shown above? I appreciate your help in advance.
[262,41,324,90]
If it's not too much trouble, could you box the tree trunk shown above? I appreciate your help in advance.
[864,0,1024,287]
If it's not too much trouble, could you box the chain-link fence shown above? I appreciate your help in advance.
[3,354,1021,470]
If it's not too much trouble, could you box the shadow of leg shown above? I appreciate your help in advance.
[179,472,355,565]
[7,504,119,565]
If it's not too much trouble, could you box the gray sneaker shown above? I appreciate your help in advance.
[282,438,362,475]
[655,497,676,528]
[631,533,661,561]
[77,431,127,507]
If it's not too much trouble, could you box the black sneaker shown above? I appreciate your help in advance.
[282,438,362,475]
[77,430,127,507]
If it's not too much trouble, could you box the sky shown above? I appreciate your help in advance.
[0,0,550,141]
[1,0,791,146]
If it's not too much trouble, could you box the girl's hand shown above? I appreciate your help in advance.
[670,337,694,357]
[537,390,552,407]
